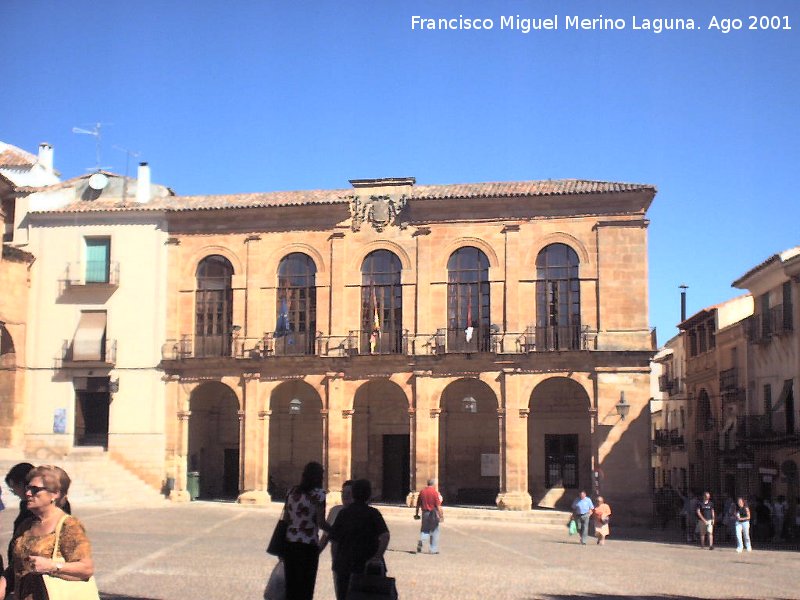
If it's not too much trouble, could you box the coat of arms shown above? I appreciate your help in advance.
[348,194,407,232]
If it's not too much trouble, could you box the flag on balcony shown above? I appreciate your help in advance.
[275,294,290,338]
[464,286,474,343]
[370,286,380,354]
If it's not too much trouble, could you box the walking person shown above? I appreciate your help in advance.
[592,496,612,545]
[572,490,595,545]
[283,461,328,600]
[328,479,390,600]
[734,497,752,553]
[319,480,353,600]
[0,465,95,600]
[696,491,715,550]
[414,479,443,554]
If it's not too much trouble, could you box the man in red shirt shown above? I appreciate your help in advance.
[415,479,444,554]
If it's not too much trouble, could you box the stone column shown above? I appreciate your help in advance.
[325,371,348,506]
[411,371,440,491]
[169,409,192,502]
[496,370,532,510]
[405,407,417,507]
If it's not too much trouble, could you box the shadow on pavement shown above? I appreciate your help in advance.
[100,594,162,600]
[528,595,795,600]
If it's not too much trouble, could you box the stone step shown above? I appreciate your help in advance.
[0,452,167,508]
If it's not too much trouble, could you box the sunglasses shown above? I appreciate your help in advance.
[25,485,51,495]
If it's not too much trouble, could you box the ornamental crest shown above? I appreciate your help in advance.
[348,194,407,232]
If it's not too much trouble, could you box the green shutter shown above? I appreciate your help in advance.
[85,238,110,283]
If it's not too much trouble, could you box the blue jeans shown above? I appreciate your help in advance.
[419,523,441,553]
[735,520,751,551]
[578,513,591,544]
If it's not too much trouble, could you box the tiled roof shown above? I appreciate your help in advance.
[0,145,37,168]
[732,245,800,288]
[37,178,656,214]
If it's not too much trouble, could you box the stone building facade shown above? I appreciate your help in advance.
[158,177,657,515]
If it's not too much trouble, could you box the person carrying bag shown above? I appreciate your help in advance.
[346,562,398,600]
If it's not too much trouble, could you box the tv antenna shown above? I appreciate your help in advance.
[113,145,141,202]
[72,122,113,171]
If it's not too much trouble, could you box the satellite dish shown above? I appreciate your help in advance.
[88,172,108,191]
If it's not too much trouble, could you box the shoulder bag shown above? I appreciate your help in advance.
[266,493,291,558]
[42,515,101,600]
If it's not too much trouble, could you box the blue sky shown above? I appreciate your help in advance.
[2,0,797,343]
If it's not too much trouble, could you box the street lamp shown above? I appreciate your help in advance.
[462,396,477,413]
[289,398,302,415]
[615,391,630,421]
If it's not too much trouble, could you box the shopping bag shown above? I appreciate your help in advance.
[264,560,286,600]
[347,564,398,600]
[568,519,577,536]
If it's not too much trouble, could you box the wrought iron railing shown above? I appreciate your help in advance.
[60,339,116,364]
[719,367,739,391]
[59,261,120,291]
[161,325,600,360]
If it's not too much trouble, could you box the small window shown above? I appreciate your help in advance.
[85,238,111,283]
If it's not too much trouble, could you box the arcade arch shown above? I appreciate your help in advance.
[528,377,591,510]
[187,381,240,499]
[351,380,410,502]
[438,378,499,505]
[268,380,323,498]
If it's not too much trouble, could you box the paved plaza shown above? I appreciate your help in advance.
[1,502,797,600]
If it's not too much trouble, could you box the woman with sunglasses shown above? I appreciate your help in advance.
[0,465,93,600]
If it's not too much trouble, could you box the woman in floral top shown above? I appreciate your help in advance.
[283,461,328,599]
[0,465,94,600]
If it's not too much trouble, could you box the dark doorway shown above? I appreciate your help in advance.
[544,434,578,489]
[75,377,110,447]
[785,385,795,435]
[381,434,409,502]
[223,448,240,498]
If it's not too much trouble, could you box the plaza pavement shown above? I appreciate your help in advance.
[1,501,797,600]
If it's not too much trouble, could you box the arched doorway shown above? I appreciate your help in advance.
[268,381,323,498]
[528,377,591,510]
[187,381,240,499]
[438,378,499,505]
[351,380,409,502]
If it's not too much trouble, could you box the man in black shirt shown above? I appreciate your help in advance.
[696,491,716,550]
[329,479,390,600]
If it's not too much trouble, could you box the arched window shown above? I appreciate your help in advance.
[536,243,581,350]
[275,253,317,355]
[360,250,403,354]
[195,255,234,357]
[447,247,490,352]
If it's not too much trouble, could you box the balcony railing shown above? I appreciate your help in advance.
[60,339,117,365]
[342,329,409,356]
[653,429,684,447]
[747,305,794,344]
[161,325,599,360]
[517,325,591,352]
[59,261,120,294]
[658,375,674,393]
[669,428,684,447]
[719,367,739,391]
[735,414,797,439]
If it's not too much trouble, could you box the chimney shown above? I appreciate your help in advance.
[135,162,151,203]
[38,142,54,173]
[680,284,688,323]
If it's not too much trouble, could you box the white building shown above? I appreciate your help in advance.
[23,164,173,487]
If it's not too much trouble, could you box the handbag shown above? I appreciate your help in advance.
[347,563,398,600]
[42,515,101,600]
[567,519,577,536]
[266,496,290,558]
[263,560,286,600]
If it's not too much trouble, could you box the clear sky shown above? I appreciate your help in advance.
[2,0,797,343]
